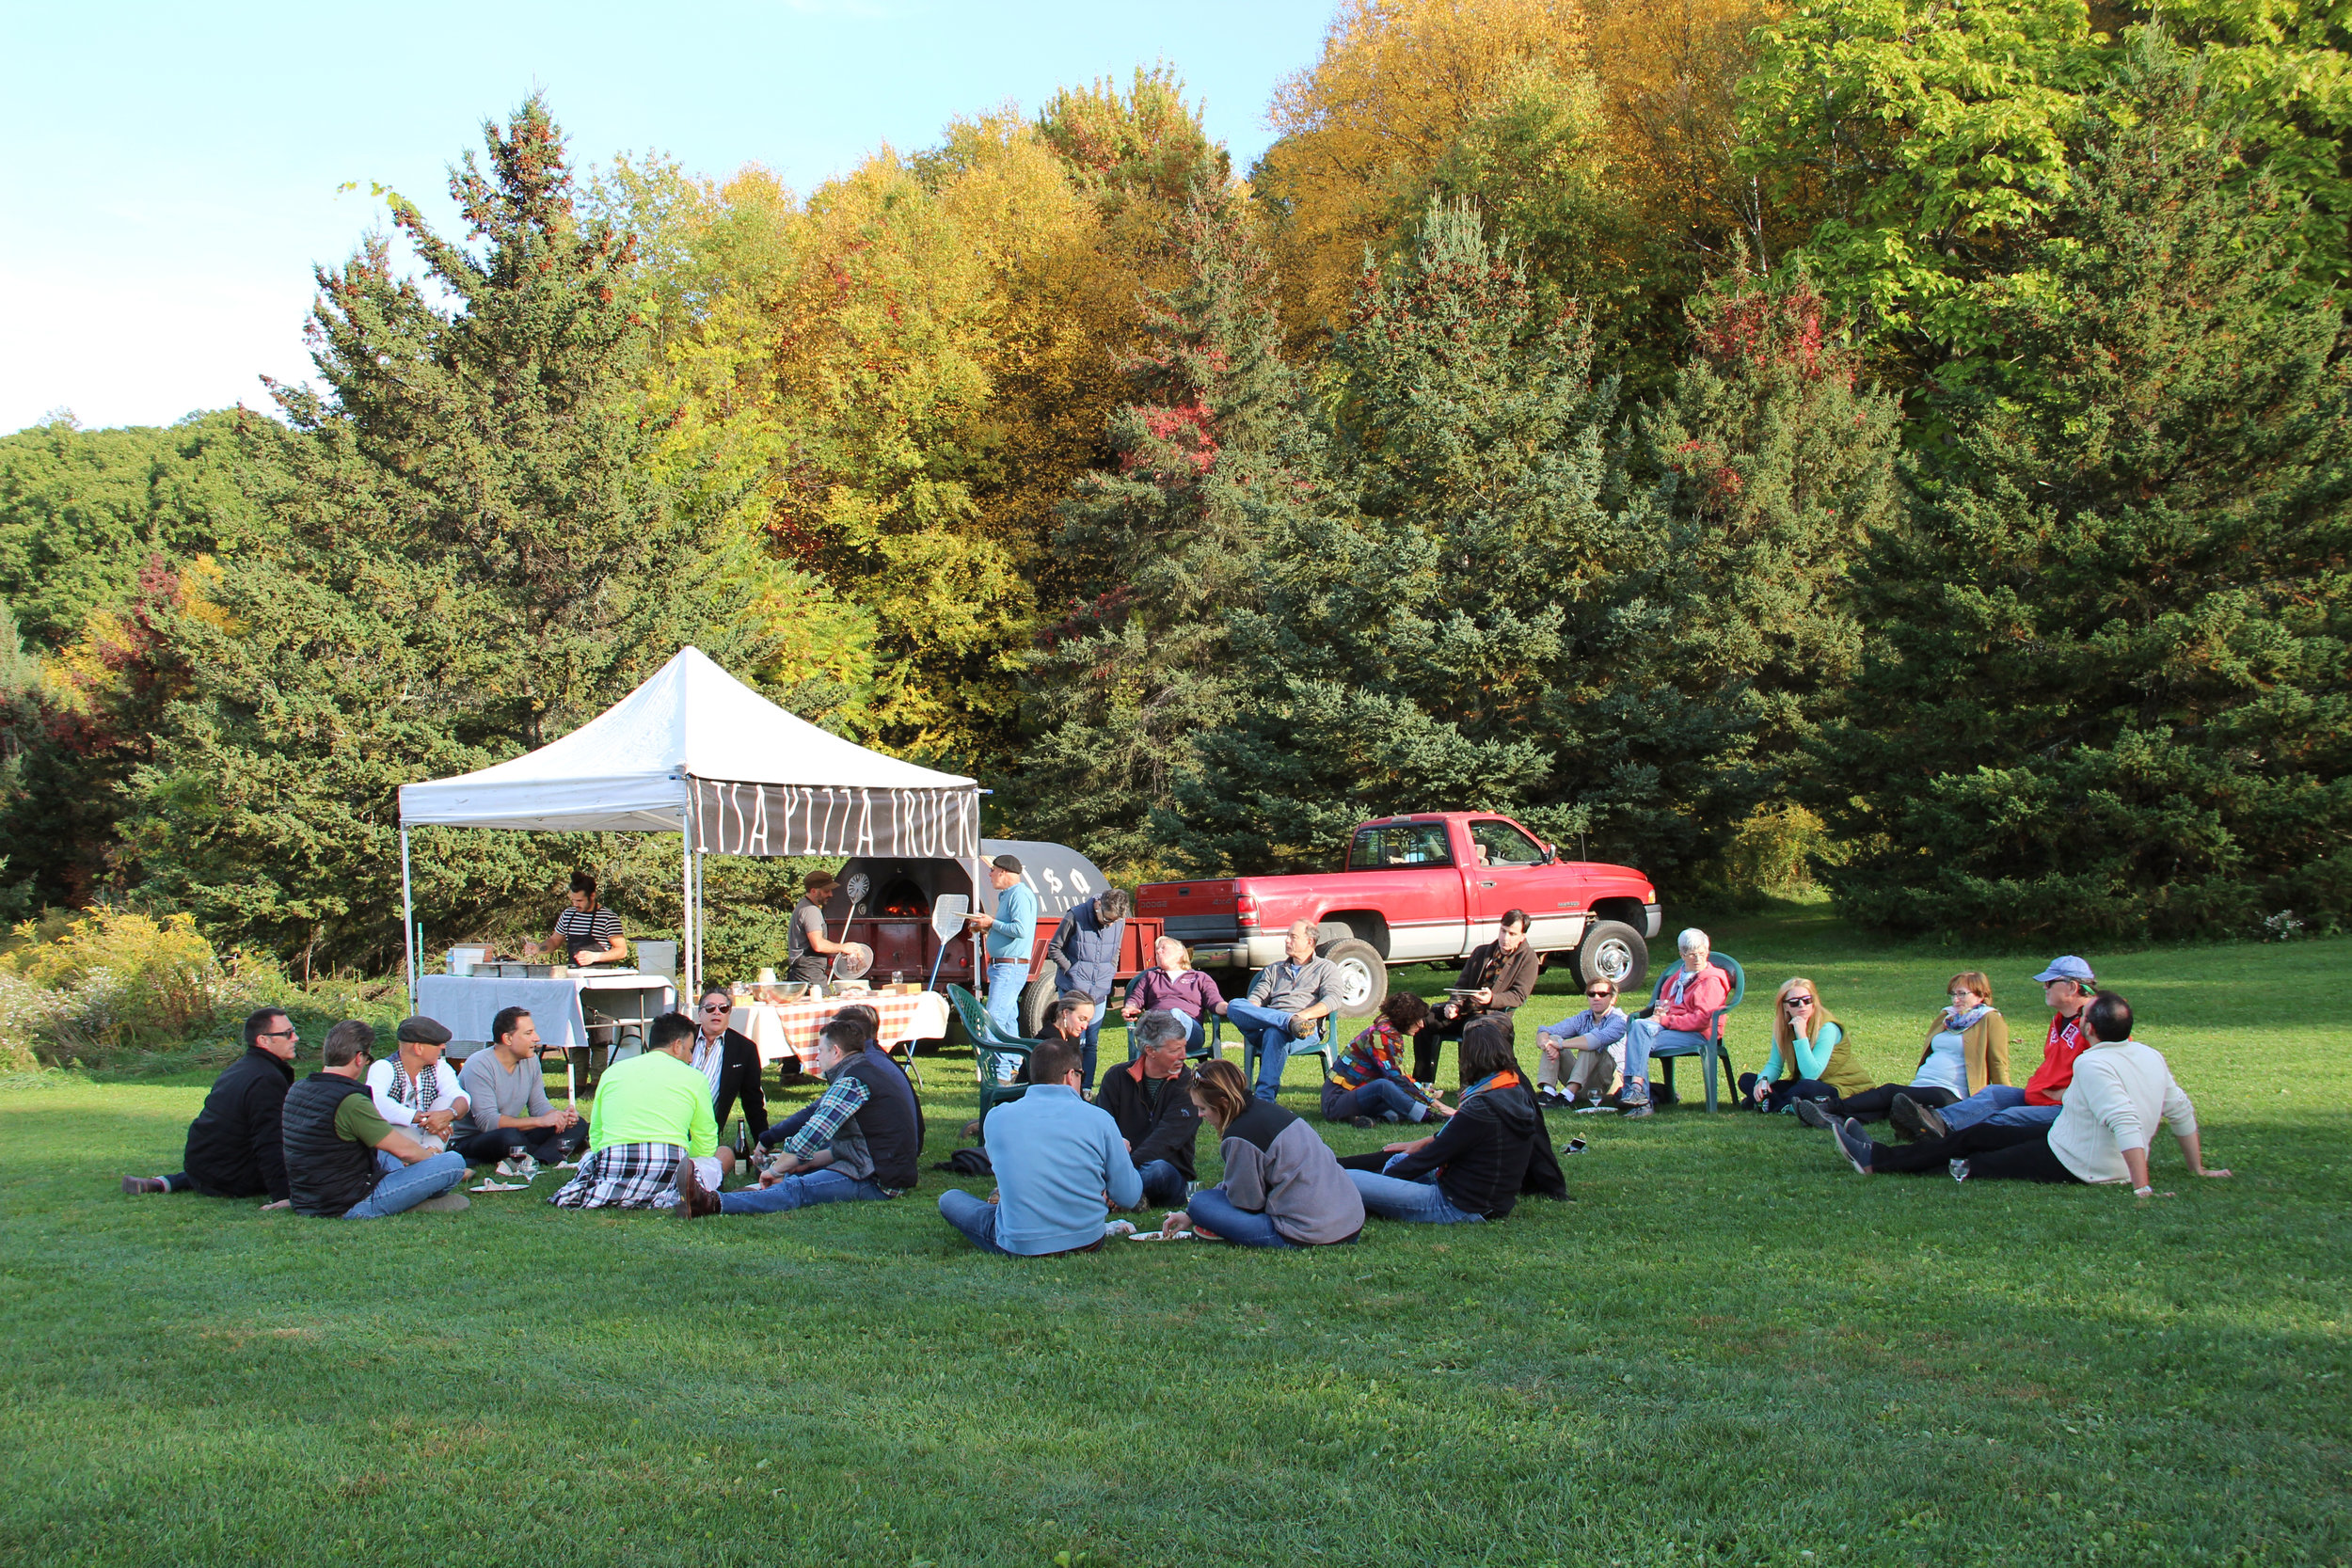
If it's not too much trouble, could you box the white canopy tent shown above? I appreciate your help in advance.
[397,646,982,1004]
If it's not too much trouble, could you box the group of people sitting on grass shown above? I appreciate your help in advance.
[123,908,2226,1236]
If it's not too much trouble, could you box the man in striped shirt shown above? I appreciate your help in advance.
[545,870,627,967]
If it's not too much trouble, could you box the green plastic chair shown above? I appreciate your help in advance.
[1637,955,1744,1111]
[1229,1014,1338,1098]
[946,984,1043,1134]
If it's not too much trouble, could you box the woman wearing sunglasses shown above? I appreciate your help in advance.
[1740,977,1872,1114]
[1793,971,2010,1129]
[1534,979,1628,1109]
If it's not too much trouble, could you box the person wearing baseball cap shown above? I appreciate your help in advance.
[1889,956,2098,1143]
[963,855,1037,1040]
[787,869,848,986]
[363,1015,469,1150]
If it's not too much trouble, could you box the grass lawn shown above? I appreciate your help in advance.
[2,908,2346,1567]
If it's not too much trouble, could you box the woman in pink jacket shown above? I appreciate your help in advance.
[1618,928,1730,1118]
[1121,937,1227,1055]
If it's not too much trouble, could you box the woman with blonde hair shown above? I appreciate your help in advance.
[1795,971,2010,1129]
[1740,977,1873,1114]
[1121,936,1226,1055]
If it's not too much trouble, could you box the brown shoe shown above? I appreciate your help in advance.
[675,1154,721,1219]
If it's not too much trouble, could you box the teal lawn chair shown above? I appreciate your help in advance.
[945,984,1043,1135]
[1227,1013,1338,1098]
[1637,955,1745,1112]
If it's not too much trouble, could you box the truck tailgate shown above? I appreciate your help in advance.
[1137,879,1239,942]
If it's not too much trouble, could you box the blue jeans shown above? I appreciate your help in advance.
[1347,1167,1485,1224]
[1624,1018,1709,1081]
[1223,1000,1304,1101]
[1134,1159,1187,1208]
[342,1150,468,1218]
[1324,1077,1426,1123]
[1078,1009,1104,1089]
[985,961,1028,1036]
[1939,1084,2061,1132]
[939,1188,1012,1255]
[1185,1185,1295,1247]
[719,1166,889,1215]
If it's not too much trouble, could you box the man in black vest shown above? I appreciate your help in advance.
[679,1017,922,1218]
[281,1021,471,1218]
[121,1007,302,1205]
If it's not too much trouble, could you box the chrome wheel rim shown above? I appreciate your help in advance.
[1591,937,1636,985]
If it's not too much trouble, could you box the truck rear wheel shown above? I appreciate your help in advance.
[1572,921,1648,993]
[1019,975,1058,1038]
[1319,939,1388,1017]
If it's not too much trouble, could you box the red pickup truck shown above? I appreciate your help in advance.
[1136,813,1661,1016]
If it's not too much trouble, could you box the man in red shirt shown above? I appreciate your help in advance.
[1896,957,2095,1140]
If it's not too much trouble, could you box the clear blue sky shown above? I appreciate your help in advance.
[0,0,1336,434]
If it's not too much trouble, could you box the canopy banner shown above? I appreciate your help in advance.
[692,779,978,861]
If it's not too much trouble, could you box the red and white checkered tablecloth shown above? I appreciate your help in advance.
[729,990,951,1070]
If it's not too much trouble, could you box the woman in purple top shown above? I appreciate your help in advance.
[1122,937,1228,1054]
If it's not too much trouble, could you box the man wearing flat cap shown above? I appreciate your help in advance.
[364,1015,470,1150]
[280,1020,471,1218]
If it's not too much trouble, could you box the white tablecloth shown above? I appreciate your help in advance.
[418,974,678,1053]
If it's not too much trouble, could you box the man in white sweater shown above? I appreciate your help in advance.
[1832,994,2231,1194]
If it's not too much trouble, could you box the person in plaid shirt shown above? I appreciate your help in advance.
[1322,993,1454,1130]
[681,1017,923,1218]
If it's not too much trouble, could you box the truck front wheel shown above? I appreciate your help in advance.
[1018,976,1059,1038]
[1319,939,1389,1017]
[1572,921,1648,993]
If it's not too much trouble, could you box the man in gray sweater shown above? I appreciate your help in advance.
[453,1007,588,1174]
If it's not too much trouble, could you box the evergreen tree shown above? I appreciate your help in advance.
[1616,254,1903,861]
[1012,188,1320,877]
[1820,37,2352,941]
[1167,198,1649,873]
[125,98,780,966]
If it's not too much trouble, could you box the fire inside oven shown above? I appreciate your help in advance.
[876,879,928,918]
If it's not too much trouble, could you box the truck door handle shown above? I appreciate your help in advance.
[1478,880,1496,888]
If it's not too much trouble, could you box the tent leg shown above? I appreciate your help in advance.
[400,825,417,1014]
[681,813,694,1001]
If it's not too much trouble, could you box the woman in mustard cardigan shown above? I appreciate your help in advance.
[1794,972,2010,1127]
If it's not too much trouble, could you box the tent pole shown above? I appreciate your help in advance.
[400,824,417,1014]
[680,809,693,1003]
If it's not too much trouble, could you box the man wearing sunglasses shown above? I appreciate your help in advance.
[1534,981,1628,1110]
[122,1007,302,1206]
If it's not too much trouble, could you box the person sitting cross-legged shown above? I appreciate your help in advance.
[1827,992,2233,1194]
[1344,1017,1565,1224]
[1534,978,1628,1110]
[1222,920,1343,1102]
[1166,1059,1365,1248]
[281,1021,471,1219]
[1094,1009,1201,1209]
[682,1017,924,1219]
[122,1006,302,1206]
[548,1011,733,1210]
[1323,991,1453,1129]
[1617,927,1730,1118]
[364,1015,470,1149]
[937,1035,1141,1257]
[453,1006,588,1174]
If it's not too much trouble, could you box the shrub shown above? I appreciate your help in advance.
[0,907,229,1067]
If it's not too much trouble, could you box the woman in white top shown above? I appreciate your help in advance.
[1830,993,2232,1193]
[1793,971,2008,1126]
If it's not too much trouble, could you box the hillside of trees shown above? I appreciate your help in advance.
[4,0,2345,968]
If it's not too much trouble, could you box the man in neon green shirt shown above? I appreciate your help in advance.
[548,1012,730,1209]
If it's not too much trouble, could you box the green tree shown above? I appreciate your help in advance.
[125,97,785,966]
[0,411,263,650]
[1819,39,2352,941]
[1013,187,1317,877]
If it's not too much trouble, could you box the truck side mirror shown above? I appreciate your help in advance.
[1542,843,1558,864]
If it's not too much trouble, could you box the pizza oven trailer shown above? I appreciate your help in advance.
[828,838,1166,1037]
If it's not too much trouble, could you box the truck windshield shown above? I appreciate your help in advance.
[1348,823,1454,869]
[1470,819,1546,866]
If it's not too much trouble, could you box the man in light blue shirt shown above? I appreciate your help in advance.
[966,854,1039,1038]
[938,1035,1142,1255]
